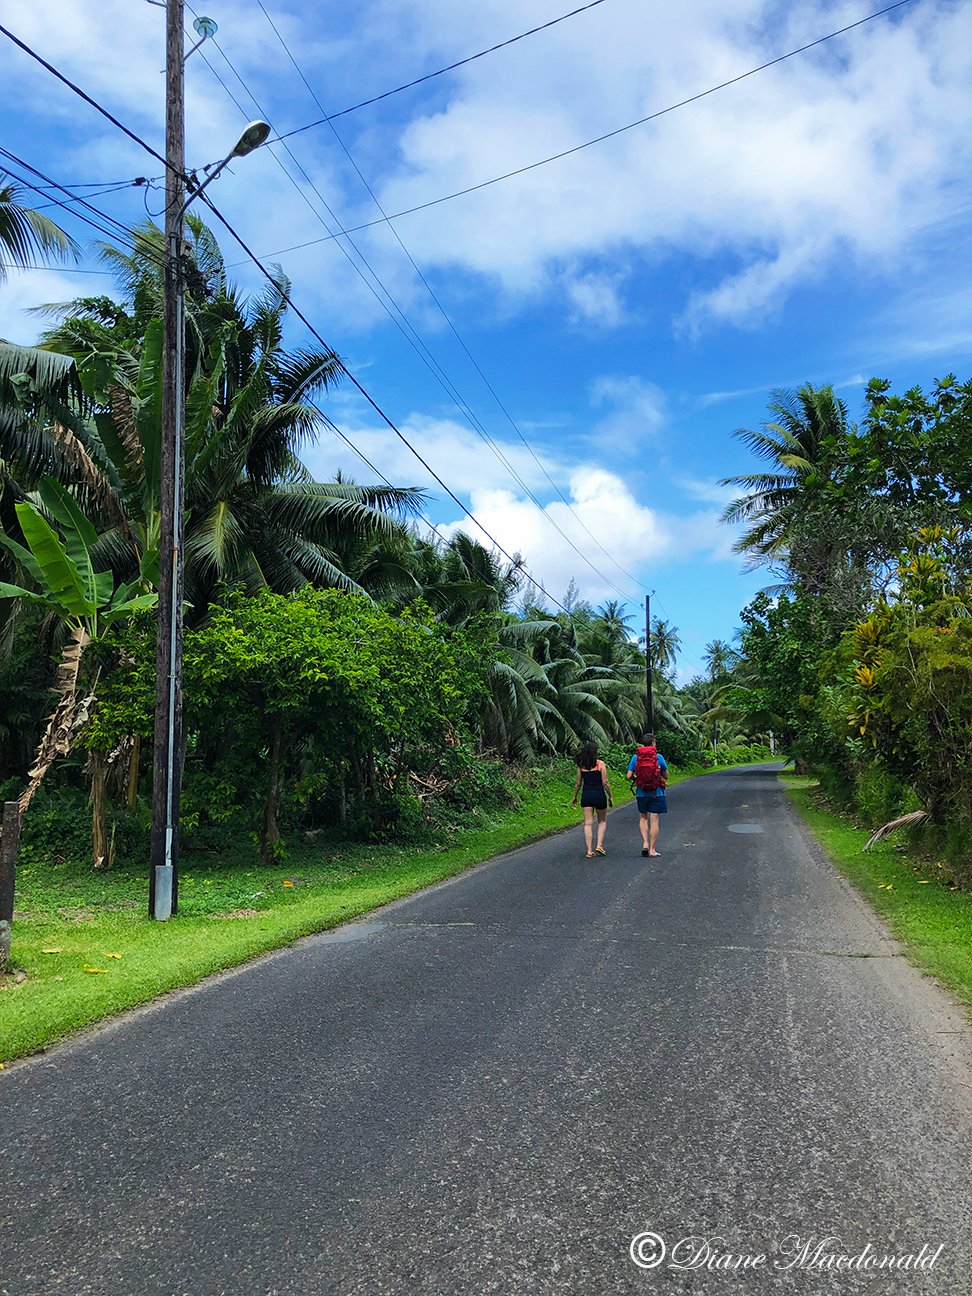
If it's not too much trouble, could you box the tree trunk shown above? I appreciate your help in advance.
[127,734,141,810]
[91,750,109,869]
[261,714,284,865]
[338,765,347,829]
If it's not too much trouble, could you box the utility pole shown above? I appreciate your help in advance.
[644,593,654,733]
[150,0,186,920]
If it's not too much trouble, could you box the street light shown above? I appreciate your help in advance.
[184,120,271,209]
[149,0,271,925]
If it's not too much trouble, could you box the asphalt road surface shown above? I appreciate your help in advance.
[3,765,972,1295]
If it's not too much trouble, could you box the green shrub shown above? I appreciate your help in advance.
[17,789,91,866]
[854,766,909,828]
[654,729,708,770]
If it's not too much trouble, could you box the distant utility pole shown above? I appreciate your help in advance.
[149,0,187,920]
[644,593,654,732]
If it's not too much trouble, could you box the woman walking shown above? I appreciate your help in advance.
[572,742,613,857]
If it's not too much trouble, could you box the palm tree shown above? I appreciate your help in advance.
[32,230,423,613]
[703,638,735,681]
[0,175,79,286]
[720,384,850,574]
[649,616,681,677]
[409,532,524,624]
[1,180,82,581]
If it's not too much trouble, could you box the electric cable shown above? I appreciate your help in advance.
[0,30,679,620]
[270,0,612,138]
[32,179,150,211]
[246,0,918,262]
[189,11,641,604]
[0,142,568,613]
[8,175,161,192]
[257,0,649,598]
[0,149,169,273]
[0,22,172,176]
[0,262,126,276]
[198,189,580,618]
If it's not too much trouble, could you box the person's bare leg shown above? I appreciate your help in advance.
[583,806,594,854]
[595,808,607,851]
[649,813,661,856]
[639,811,649,850]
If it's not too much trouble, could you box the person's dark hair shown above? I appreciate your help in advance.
[641,733,656,746]
[577,741,599,769]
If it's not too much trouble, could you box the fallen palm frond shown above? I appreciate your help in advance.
[863,809,930,851]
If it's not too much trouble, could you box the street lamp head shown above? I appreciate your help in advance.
[232,120,271,157]
[193,16,218,39]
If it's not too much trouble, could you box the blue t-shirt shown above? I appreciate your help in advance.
[628,750,668,792]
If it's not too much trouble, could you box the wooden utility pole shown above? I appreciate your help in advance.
[149,0,186,920]
[645,593,654,733]
[0,802,22,967]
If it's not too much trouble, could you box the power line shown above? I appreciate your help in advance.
[0,157,511,600]
[0,22,171,176]
[6,175,160,191]
[243,0,917,263]
[255,0,649,598]
[0,27,667,620]
[191,9,641,605]
[1,143,574,614]
[31,178,150,211]
[0,261,117,275]
[198,189,580,618]
[0,149,168,274]
[271,0,612,140]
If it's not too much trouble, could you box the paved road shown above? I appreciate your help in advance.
[3,766,972,1295]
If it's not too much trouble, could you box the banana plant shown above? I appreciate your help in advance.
[0,477,157,815]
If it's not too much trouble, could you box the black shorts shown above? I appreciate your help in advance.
[580,794,608,810]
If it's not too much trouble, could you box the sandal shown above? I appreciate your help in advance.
[585,851,594,858]
[595,846,606,856]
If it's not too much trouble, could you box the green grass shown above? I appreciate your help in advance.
[782,775,972,1011]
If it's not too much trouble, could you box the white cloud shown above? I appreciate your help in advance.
[363,0,972,330]
[0,267,103,344]
[563,268,627,327]
[434,468,740,605]
[677,476,738,508]
[437,467,665,604]
[6,0,971,337]
[588,374,667,450]
[304,411,566,496]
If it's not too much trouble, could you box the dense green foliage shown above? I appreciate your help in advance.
[2,215,752,883]
[726,378,972,878]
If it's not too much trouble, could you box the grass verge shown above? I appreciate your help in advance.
[782,775,972,1011]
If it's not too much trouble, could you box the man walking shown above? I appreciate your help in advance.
[626,733,668,857]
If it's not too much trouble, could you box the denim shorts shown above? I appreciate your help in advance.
[636,793,667,814]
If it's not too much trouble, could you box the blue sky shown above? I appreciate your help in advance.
[2,0,971,678]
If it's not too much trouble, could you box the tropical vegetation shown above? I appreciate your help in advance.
[720,377,972,879]
[1,212,759,912]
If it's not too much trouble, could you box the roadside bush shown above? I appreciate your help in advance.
[853,766,909,829]
[654,729,708,770]
[16,789,91,867]
[715,742,773,765]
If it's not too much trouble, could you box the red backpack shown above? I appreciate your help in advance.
[634,745,665,791]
